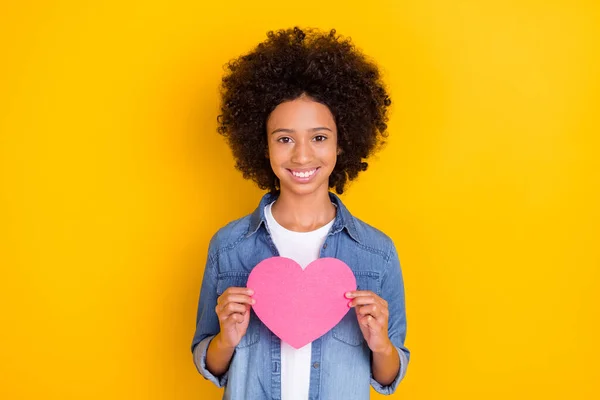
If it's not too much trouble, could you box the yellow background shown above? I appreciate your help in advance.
[1,1,599,399]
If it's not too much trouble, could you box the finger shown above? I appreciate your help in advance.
[356,304,381,317]
[220,294,256,306]
[223,287,254,296]
[358,312,384,328]
[215,301,250,317]
[223,302,248,315]
[232,312,248,323]
[218,288,255,306]
[356,305,389,327]
[218,302,248,317]
[361,315,384,331]
[350,298,390,317]
[348,296,378,307]
[222,311,246,324]
[347,290,387,303]
[217,304,250,321]
[345,290,375,298]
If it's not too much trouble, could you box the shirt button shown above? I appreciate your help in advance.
[323,244,327,249]
[313,362,320,369]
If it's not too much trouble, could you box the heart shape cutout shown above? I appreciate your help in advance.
[247,256,356,349]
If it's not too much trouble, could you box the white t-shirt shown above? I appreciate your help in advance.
[264,201,335,400]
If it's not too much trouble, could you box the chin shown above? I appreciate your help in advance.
[280,181,329,197]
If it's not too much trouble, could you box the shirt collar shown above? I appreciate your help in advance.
[246,191,361,244]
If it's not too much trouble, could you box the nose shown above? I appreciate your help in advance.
[291,139,312,164]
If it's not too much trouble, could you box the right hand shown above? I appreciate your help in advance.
[215,287,255,349]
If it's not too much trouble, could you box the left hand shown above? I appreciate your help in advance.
[346,290,394,354]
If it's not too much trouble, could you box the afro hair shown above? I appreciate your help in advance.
[217,27,391,194]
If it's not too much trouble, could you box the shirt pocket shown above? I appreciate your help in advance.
[216,272,261,349]
[332,271,381,346]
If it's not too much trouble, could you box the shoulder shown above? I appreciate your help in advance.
[207,214,252,260]
[350,215,397,263]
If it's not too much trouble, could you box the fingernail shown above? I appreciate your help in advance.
[248,289,254,295]
[347,301,353,308]
[251,299,256,304]
[345,292,352,298]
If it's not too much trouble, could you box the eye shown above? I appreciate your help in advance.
[313,135,327,142]
[277,137,292,144]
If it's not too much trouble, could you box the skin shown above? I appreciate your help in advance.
[206,95,400,386]
[267,95,339,231]
[346,290,401,386]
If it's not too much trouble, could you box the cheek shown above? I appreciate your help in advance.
[266,141,277,160]
[318,143,338,165]
[267,144,288,171]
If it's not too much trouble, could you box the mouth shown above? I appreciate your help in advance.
[286,167,320,183]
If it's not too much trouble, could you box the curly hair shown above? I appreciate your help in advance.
[217,27,391,194]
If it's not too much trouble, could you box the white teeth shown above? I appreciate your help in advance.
[292,169,316,178]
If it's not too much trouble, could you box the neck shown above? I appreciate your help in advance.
[271,187,336,232]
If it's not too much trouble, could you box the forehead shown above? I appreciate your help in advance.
[267,97,336,130]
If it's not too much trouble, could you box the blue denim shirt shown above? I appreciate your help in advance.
[192,192,410,399]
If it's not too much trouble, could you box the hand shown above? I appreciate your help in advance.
[346,290,394,355]
[215,287,255,349]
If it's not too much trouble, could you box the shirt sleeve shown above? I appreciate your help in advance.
[191,240,229,388]
[370,241,411,395]
[193,335,228,388]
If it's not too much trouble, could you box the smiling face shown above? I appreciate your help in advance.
[266,96,338,197]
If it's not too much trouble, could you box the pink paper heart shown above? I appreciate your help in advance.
[247,256,357,349]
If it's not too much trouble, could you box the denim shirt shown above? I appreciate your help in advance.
[192,192,410,399]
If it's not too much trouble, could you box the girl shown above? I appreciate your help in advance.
[192,27,409,399]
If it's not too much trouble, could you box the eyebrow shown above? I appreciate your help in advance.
[270,127,333,135]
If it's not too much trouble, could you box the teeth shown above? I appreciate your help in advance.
[292,169,316,178]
